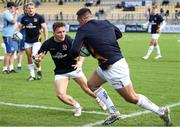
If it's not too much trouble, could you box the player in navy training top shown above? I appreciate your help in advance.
[16,2,48,80]
[143,5,166,60]
[71,8,172,126]
[35,22,107,117]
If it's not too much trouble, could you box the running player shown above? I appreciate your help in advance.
[71,8,172,126]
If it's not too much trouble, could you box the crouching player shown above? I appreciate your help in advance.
[34,22,107,116]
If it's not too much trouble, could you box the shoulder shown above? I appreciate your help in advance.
[66,35,73,43]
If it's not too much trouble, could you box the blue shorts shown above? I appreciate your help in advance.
[3,36,18,53]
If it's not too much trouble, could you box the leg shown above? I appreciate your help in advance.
[32,42,42,79]
[26,47,36,80]
[17,50,24,70]
[9,52,16,73]
[73,73,96,98]
[55,77,81,116]
[2,53,11,73]
[116,83,172,126]
[143,37,155,60]
[88,71,118,114]
[88,71,121,125]
[153,37,162,59]
[73,72,107,110]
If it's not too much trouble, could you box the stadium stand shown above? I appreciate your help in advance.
[0,0,180,24]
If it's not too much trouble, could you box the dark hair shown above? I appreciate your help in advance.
[26,2,35,7]
[76,8,92,18]
[7,2,16,8]
[52,22,66,32]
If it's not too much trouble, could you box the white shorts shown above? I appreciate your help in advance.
[55,68,84,80]
[151,34,160,40]
[96,58,132,89]
[25,42,42,56]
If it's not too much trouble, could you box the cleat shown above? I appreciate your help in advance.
[142,55,149,60]
[9,70,17,73]
[74,107,82,117]
[26,76,36,81]
[160,107,173,126]
[96,97,107,111]
[2,70,9,74]
[17,66,22,70]
[102,111,121,125]
[154,55,162,60]
[37,71,42,80]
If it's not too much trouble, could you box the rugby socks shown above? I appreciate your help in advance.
[18,63,22,68]
[94,87,117,114]
[137,94,164,115]
[2,66,8,71]
[154,45,161,56]
[146,45,154,57]
[74,102,81,108]
[28,64,35,77]
[9,64,14,71]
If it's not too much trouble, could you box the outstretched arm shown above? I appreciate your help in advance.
[72,56,85,69]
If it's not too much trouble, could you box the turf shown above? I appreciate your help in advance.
[0,32,180,126]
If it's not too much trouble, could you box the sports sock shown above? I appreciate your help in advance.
[28,64,35,77]
[3,66,8,71]
[18,63,22,67]
[137,94,164,115]
[74,102,81,108]
[145,46,154,57]
[9,64,14,71]
[94,87,117,114]
[154,45,161,56]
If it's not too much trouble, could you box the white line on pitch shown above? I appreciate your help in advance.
[0,101,108,115]
[81,102,180,127]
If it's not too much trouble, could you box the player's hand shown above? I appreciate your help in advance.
[72,61,83,69]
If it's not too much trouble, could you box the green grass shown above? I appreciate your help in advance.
[0,32,180,126]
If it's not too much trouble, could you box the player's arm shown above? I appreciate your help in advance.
[34,41,48,63]
[41,23,48,41]
[160,21,166,31]
[71,30,85,58]
[72,56,85,69]
[142,21,149,29]
[106,20,122,39]
[16,23,23,32]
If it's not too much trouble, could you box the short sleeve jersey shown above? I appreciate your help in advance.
[149,14,164,34]
[2,10,16,37]
[21,13,45,43]
[38,35,76,74]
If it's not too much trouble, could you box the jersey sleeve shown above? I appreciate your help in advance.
[20,16,25,25]
[71,28,85,58]
[105,20,122,39]
[4,11,13,23]
[39,15,45,24]
[158,15,164,23]
[38,41,49,54]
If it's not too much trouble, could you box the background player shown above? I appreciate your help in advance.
[2,2,18,74]
[142,5,166,60]
[16,2,48,80]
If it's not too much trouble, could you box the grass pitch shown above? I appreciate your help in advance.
[0,32,180,126]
